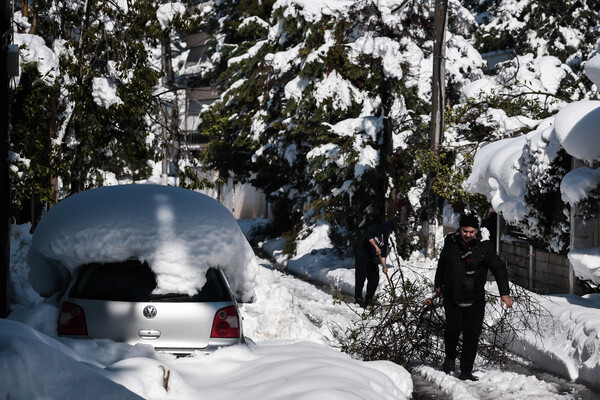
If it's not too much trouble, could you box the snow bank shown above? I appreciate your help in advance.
[0,319,142,400]
[27,184,258,302]
[0,318,412,400]
[241,267,333,343]
[416,365,572,399]
[6,219,415,400]
[257,222,600,395]
[6,218,600,398]
[568,248,600,285]
[107,340,412,400]
[510,294,600,392]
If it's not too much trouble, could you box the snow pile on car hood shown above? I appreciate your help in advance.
[27,184,257,302]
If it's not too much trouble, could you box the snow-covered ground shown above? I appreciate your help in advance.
[251,219,600,396]
[2,208,599,399]
[2,187,411,400]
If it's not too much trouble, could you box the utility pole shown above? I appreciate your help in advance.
[426,0,448,258]
[1,0,12,318]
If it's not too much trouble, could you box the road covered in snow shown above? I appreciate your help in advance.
[2,214,599,399]
[249,250,599,400]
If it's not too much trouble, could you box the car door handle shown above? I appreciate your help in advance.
[138,329,161,340]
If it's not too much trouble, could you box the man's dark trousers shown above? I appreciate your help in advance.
[443,299,485,374]
[355,252,379,303]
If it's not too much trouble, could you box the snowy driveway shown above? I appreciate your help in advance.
[248,254,599,400]
[3,223,599,399]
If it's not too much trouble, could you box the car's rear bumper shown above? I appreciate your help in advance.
[156,339,245,356]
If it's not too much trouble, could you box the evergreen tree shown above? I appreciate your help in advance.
[454,0,600,250]
[9,0,200,224]
[9,62,62,225]
[194,0,487,253]
[467,0,600,76]
[48,0,164,194]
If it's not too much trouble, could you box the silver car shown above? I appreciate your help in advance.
[57,259,244,355]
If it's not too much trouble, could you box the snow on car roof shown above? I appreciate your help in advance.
[27,184,257,302]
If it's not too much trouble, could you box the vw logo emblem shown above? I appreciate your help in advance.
[143,305,157,319]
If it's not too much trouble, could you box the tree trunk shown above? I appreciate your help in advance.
[1,0,12,318]
[48,87,58,212]
[383,99,395,220]
[28,0,37,34]
[379,76,395,223]
[68,0,96,194]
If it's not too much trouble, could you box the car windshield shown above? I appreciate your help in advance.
[68,260,231,302]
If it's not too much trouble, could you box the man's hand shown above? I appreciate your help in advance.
[501,295,514,309]
[378,255,388,275]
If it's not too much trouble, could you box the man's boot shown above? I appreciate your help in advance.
[458,371,478,381]
[442,358,455,374]
[355,297,364,307]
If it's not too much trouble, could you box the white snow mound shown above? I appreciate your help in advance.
[584,54,600,89]
[27,184,258,302]
[553,100,600,161]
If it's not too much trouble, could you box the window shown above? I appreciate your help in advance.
[70,261,231,302]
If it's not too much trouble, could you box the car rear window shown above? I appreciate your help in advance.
[68,260,232,302]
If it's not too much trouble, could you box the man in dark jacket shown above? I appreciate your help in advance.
[434,213,513,381]
[355,220,395,307]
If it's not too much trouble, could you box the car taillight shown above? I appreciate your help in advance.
[58,302,88,336]
[211,306,240,338]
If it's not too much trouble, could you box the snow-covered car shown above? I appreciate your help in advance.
[27,184,259,355]
[57,260,243,354]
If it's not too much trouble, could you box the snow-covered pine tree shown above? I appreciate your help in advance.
[9,61,63,224]
[454,0,600,249]
[193,0,492,255]
[9,0,201,225]
[38,0,165,194]
[468,0,600,76]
